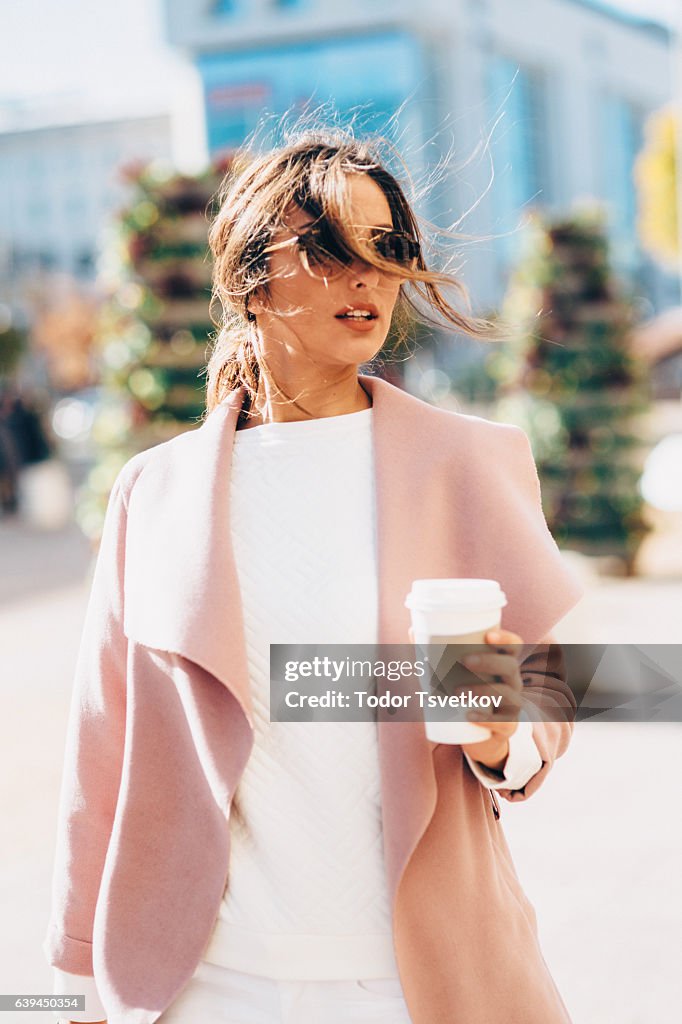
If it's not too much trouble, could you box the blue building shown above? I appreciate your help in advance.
[161,0,676,315]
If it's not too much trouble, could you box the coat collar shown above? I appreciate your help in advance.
[123,373,440,897]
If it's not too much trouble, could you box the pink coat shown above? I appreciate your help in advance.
[44,373,584,1024]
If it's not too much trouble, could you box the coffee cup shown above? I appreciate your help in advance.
[404,578,508,744]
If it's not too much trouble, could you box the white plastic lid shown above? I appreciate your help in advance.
[404,578,507,612]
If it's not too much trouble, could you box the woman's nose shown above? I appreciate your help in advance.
[348,259,380,289]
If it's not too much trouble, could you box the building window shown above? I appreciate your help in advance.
[486,54,551,268]
[26,199,50,224]
[75,249,95,275]
[26,155,43,180]
[37,250,58,270]
[600,93,645,273]
[65,194,86,220]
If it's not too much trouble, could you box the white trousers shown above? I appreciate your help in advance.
[157,961,413,1024]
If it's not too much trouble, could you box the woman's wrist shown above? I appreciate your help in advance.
[475,748,508,774]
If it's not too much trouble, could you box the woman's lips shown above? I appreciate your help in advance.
[334,304,380,332]
[333,315,378,335]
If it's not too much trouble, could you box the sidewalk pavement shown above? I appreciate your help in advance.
[1,518,680,1024]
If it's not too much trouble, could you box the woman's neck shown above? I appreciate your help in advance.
[237,375,372,430]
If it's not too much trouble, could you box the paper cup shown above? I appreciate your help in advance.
[405,579,508,744]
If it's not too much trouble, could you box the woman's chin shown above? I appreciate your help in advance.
[332,324,387,356]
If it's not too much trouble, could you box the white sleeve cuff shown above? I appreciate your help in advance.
[464,711,542,792]
[52,968,107,1022]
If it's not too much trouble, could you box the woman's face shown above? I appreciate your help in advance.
[249,173,403,371]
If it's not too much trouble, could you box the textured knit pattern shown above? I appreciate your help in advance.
[200,408,400,980]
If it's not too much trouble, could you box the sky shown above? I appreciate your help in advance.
[0,0,186,111]
[0,0,679,113]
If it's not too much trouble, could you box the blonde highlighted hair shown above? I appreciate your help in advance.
[204,124,501,415]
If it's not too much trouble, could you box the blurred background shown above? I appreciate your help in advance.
[1,1,681,1022]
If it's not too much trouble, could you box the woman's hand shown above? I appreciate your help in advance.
[408,626,526,773]
[461,628,525,771]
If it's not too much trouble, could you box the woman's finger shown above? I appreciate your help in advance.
[462,652,523,691]
[468,714,519,737]
[484,630,524,661]
[485,629,523,646]
[470,683,525,720]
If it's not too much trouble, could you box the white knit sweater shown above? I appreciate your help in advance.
[201,406,398,979]
[53,405,542,1019]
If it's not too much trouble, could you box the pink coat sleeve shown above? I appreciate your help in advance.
[498,640,576,803]
[464,424,583,804]
[43,461,138,977]
[500,427,581,803]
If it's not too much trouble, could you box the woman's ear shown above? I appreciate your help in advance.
[247,289,266,317]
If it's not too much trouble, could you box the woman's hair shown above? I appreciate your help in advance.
[204,123,502,414]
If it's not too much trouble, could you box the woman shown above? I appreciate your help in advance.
[46,130,583,1024]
